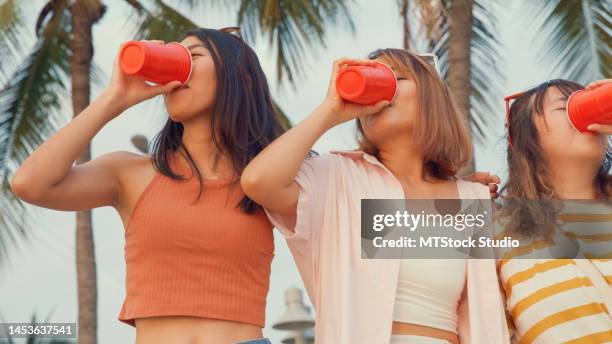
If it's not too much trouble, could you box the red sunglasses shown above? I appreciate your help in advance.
[504,81,552,146]
[504,91,526,146]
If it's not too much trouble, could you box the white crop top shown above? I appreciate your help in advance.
[393,258,467,333]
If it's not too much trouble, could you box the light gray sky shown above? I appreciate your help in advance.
[0,0,552,343]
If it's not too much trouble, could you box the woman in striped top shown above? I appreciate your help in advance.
[497,79,612,344]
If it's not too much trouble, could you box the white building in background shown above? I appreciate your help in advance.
[272,287,315,344]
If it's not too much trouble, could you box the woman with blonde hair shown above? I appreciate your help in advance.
[241,49,510,344]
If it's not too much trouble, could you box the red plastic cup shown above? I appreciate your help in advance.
[335,62,397,105]
[566,83,612,132]
[119,40,192,86]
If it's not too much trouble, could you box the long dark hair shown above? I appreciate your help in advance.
[150,28,286,213]
[498,79,612,238]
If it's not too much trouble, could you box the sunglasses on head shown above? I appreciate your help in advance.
[417,53,440,75]
[368,51,440,75]
[219,26,243,40]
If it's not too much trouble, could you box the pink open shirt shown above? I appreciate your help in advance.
[264,150,511,344]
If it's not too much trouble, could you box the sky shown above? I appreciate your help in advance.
[0,0,555,343]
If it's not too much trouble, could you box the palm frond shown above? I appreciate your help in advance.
[411,0,447,44]
[123,0,146,13]
[0,0,71,262]
[237,0,355,86]
[127,0,198,42]
[429,0,504,143]
[524,0,611,84]
[164,0,228,9]
[0,0,27,80]
[272,99,291,129]
[124,0,292,127]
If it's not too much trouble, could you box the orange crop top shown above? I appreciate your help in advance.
[118,160,274,327]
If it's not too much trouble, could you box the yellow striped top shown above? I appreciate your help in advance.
[497,201,612,344]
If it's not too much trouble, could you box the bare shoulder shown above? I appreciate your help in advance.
[98,150,150,164]
[89,150,150,175]
[104,151,155,179]
[105,152,157,217]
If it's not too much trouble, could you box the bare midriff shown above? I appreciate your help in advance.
[135,316,263,344]
[392,321,459,344]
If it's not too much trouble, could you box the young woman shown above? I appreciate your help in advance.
[241,49,510,344]
[497,79,612,344]
[11,28,284,344]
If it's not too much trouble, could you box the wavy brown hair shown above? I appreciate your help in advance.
[355,48,472,180]
[151,28,286,213]
[498,79,612,238]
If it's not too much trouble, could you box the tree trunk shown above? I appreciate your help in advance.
[70,1,104,343]
[448,0,475,174]
[400,0,410,50]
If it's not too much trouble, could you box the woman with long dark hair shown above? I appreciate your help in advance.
[11,28,284,344]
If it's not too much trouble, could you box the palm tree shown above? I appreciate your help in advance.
[1,1,354,343]
[440,1,503,174]
[390,0,503,173]
[406,0,609,173]
[398,0,411,49]
[439,0,504,173]
[0,1,105,343]
[405,0,504,173]
[69,2,106,343]
[125,0,355,87]
[524,0,610,84]
[447,0,474,145]
[437,0,610,172]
